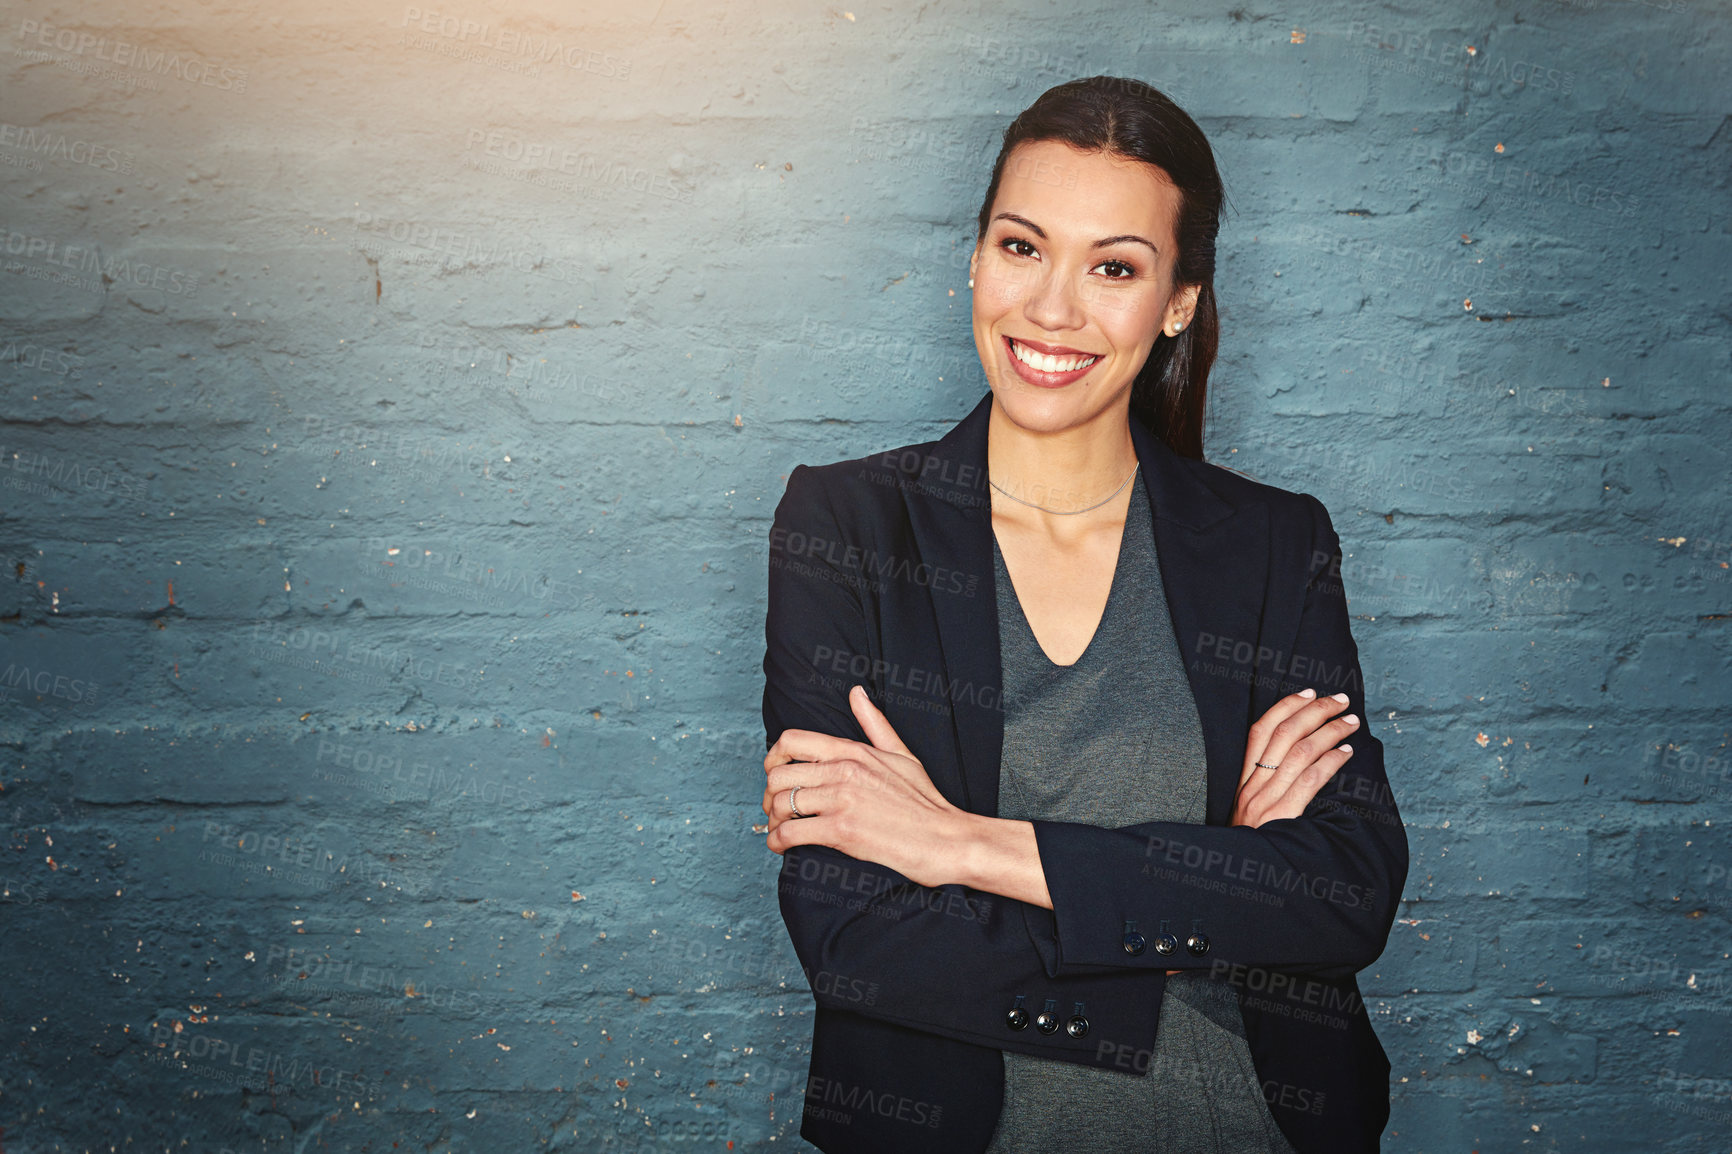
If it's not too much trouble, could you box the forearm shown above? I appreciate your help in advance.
[948,812,1221,978]
[778,843,1171,1063]
[951,811,1052,909]
[1032,806,1405,976]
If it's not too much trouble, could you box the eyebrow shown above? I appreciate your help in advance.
[991,212,1160,256]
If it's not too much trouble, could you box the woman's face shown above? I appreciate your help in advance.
[970,140,1198,435]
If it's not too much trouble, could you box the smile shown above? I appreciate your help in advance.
[1011,334,1101,379]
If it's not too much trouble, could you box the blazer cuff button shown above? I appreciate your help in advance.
[1065,1001,1089,1039]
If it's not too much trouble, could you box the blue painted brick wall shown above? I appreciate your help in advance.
[1,1,1727,1150]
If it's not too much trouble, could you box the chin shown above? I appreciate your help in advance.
[990,380,1124,434]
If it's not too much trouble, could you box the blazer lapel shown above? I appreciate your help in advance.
[1130,416,1271,827]
[901,394,1270,827]
[898,394,1002,817]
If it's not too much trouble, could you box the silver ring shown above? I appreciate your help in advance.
[1254,761,1280,771]
[789,785,809,818]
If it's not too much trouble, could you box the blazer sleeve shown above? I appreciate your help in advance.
[1026,492,1410,980]
[763,464,1163,1050]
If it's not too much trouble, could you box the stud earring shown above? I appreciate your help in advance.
[967,277,975,288]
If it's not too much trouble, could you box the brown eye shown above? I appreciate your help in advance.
[1096,260,1135,279]
[1001,238,1037,258]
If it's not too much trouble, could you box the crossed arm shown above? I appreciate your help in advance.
[759,465,1408,1048]
[763,683,1365,910]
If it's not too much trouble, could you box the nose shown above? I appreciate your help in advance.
[1019,261,1088,334]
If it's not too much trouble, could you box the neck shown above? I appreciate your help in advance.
[986,393,1138,515]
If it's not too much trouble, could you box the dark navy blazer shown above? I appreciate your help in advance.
[762,392,1408,1153]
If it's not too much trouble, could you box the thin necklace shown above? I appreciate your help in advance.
[990,462,1139,515]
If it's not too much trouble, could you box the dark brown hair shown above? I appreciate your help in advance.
[975,76,1226,459]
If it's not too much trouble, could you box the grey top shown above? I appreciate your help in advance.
[983,469,1298,1154]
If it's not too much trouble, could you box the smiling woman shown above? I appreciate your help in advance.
[761,77,1406,1154]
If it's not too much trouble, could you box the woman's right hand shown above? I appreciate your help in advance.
[1166,689,1361,974]
[1231,688,1359,828]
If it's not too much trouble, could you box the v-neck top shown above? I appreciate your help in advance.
[983,468,1299,1154]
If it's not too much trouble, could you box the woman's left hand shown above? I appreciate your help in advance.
[763,685,968,888]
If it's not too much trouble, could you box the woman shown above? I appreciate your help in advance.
[760,77,1406,1154]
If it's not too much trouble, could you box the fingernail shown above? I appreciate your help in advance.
[1338,743,1353,754]
[1299,687,1316,699]
[1342,714,1358,726]
[1331,692,1350,703]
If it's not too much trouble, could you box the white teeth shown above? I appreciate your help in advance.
[1010,339,1099,374]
